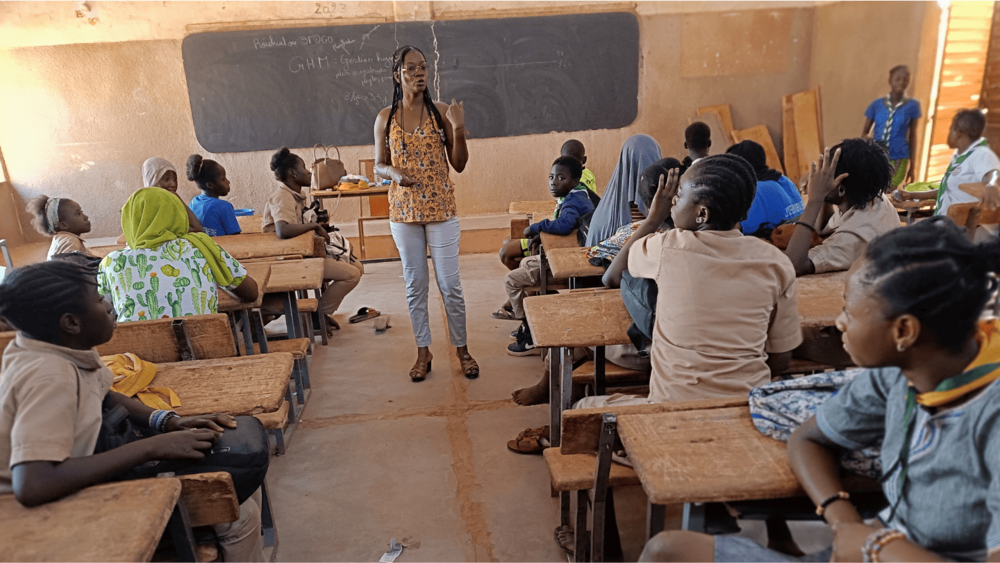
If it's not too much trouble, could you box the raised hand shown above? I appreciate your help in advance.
[806,147,848,203]
[446,99,465,131]
[647,168,680,223]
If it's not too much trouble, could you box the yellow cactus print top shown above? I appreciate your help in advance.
[97,239,246,322]
[388,116,457,223]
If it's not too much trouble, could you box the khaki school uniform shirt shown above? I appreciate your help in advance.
[809,194,900,274]
[47,232,89,260]
[261,185,306,233]
[628,229,802,403]
[0,334,113,493]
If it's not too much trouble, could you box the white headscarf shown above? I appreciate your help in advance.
[142,157,176,188]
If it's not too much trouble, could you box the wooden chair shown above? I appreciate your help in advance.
[945,183,999,240]
[97,314,237,363]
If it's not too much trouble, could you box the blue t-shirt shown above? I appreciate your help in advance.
[740,176,804,236]
[190,194,241,237]
[865,97,922,160]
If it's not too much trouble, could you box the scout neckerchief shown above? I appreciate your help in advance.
[554,184,589,220]
[881,318,1000,521]
[881,94,909,143]
[936,138,990,208]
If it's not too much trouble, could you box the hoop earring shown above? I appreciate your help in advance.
[896,343,907,353]
[696,216,706,224]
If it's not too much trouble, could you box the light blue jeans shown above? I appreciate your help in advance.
[390,218,468,347]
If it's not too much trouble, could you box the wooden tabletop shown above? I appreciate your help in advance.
[90,232,315,260]
[524,289,633,348]
[311,186,389,199]
[618,407,878,504]
[510,200,557,215]
[796,270,848,328]
[540,230,580,250]
[893,199,935,210]
[266,258,325,292]
[218,263,271,312]
[0,478,181,561]
[151,353,294,416]
[546,247,605,279]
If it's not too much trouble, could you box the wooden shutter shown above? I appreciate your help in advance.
[981,2,1000,148]
[925,2,995,181]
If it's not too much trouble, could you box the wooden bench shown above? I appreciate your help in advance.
[546,247,605,284]
[90,232,316,261]
[572,361,647,388]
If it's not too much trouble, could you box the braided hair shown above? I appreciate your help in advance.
[856,216,1000,352]
[186,154,225,190]
[0,259,99,341]
[831,138,893,209]
[684,154,758,230]
[26,195,66,236]
[270,147,301,183]
[637,158,687,210]
[383,45,448,155]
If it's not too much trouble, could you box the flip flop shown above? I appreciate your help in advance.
[492,307,518,321]
[506,434,549,455]
[349,307,381,324]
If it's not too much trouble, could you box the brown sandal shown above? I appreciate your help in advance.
[410,355,432,382]
[459,353,479,379]
[506,434,549,455]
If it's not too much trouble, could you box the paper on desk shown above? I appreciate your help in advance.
[379,539,403,563]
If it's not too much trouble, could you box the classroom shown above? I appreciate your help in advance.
[2,0,1000,561]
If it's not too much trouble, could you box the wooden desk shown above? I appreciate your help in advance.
[539,230,580,250]
[311,186,390,261]
[311,186,389,201]
[89,233,316,261]
[893,198,935,224]
[546,247,604,280]
[618,407,879,537]
[510,200,557,216]
[265,258,325,340]
[218,263,271,312]
[152,353,294,416]
[524,290,634,446]
[796,270,848,328]
[0,479,188,561]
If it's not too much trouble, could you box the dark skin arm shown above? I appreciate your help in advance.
[273,220,329,243]
[603,170,680,288]
[862,117,874,137]
[785,147,848,277]
[104,390,238,431]
[766,351,792,378]
[184,203,204,234]
[11,429,218,507]
[373,100,469,183]
[230,275,259,303]
[789,417,951,562]
[905,119,918,185]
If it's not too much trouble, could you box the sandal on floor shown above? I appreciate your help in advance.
[506,434,549,455]
[410,357,432,382]
[492,306,518,320]
[517,426,549,440]
[459,353,480,379]
[349,307,381,324]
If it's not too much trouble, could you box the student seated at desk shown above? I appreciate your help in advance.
[725,140,804,238]
[26,195,93,259]
[586,134,663,246]
[642,217,1000,563]
[142,156,205,234]
[187,154,242,237]
[509,156,803,449]
[98,188,258,321]
[264,147,364,331]
[561,139,598,195]
[682,121,712,168]
[785,140,899,276]
[504,156,596,356]
[0,260,265,562]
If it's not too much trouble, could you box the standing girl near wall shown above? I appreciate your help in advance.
[862,65,922,189]
[372,44,478,382]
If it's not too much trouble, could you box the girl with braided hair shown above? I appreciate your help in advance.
[372,45,478,381]
[642,217,1000,562]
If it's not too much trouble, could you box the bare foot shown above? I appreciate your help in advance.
[512,382,548,406]
[554,526,622,561]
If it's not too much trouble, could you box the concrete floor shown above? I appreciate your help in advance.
[267,254,832,562]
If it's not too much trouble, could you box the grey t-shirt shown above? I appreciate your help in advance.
[817,367,1000,561]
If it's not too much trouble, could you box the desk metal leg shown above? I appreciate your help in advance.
[167,498,197,562]
[253,311,270,354]
[569,276,577,290]
[549,348,561,447]
[260,478,279,557]
[282,291,302,339]
[560,346,574,442]
[594,345,607,396]
[575,489,589,562]
[647,502,667,541]
[540,248,548,295]
[682,502,706,532]
[906,209,915,225]
[591,413,617,562]
[239,309,254,355]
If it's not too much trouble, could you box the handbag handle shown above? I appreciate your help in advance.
[329,146,342,161]
[312,143,330,163]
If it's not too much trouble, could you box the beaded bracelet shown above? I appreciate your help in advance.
[815,491,850,516]
[794,221,818,233]
[149,410,179,433]
[861,528,907,563]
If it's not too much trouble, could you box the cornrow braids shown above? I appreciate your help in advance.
[832,138,893,209]
[384,45,447,156]
[0,260,99,341]
[685,154,758,230]
[857,216,1000,352]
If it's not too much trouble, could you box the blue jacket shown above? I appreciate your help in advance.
[527,188,595,236]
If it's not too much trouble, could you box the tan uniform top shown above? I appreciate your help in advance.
[261,185,306,233]
[0,334,113,493]
[809,194,901,274]
[47,232,89,260]
[628,228,803,403]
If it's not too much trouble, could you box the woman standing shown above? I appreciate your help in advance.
[373,45,478,382]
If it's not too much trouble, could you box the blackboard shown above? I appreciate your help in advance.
[181,12,639,153]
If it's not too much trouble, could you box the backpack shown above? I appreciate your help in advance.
[94,397,270,504]
[574,189,601,247]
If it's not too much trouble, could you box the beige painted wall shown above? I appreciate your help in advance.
[0,1,928,241]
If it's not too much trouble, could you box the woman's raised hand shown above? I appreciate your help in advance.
[446,99,465,131]
[647,168,680,223]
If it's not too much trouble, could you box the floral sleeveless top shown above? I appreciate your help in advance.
[388,115,457,223]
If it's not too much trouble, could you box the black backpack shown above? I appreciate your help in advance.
[575,189,601,247]
[94,397,270,504]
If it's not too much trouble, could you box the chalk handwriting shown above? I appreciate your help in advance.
[299,34,355,55]
[315,2,347,15]
[254,35,295,50]
[360,24,380,49]
[289,56,331,73]
[344,90,389,107]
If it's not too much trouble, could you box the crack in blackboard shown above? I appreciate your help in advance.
[430,20,441,101]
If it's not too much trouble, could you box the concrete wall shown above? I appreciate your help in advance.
[0,1,929,242]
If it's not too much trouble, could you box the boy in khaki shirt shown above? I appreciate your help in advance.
[0,259,264,562]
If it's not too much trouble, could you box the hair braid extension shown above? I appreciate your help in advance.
[0,260,99,340]
[685,154,758,230]
[386,45,448,158]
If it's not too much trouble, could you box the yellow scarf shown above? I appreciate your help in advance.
[103,353,181,410]
[122,188,236,287]
[915,318,1000,407]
